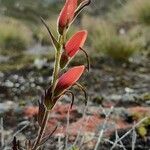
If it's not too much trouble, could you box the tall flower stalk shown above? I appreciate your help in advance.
[12,0,91,150]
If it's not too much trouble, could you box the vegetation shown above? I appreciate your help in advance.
[83,16,140,61]
[131,112,150,137]
[0,0,149,62]
[124,0,150,25]
[0,54,36,72]
[137,117,150,137]
[0,0,61,23]
[0,17,32,51]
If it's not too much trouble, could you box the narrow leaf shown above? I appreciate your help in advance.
[64,90,75,109]
[75,83,87,105]
[40,17,59,49]
[37,96,46,127]
[37,125,58,147]
[80,47,90,71]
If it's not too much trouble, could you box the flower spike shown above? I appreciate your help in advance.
[58,0,78,35]
[54,65,85,97]
[19,0,91,149]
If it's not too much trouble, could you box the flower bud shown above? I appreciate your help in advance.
[57,0,77,34]
[54,65,85,97]
[60,30,88,68]
[65,30,88,57]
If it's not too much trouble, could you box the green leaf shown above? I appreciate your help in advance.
[40,17,59,49]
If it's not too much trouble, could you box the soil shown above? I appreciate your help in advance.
[0,54,150,149]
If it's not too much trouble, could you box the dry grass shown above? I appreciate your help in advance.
[82,16,140,61]
[0,17,32,51]
[110,0,150,26]
[124,0,150,25]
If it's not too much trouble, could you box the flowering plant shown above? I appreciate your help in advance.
[12,0,90,149]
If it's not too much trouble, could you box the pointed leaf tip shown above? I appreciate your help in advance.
[40,17,59,49]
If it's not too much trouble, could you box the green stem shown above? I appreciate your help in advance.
[32,110,49,150]
[32,35,63,150]
[51,35,63,96]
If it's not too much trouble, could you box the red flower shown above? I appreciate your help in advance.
[60,30,88,68]
[54,65,85,96]
[58,0,78,34]
[65,30,88,57]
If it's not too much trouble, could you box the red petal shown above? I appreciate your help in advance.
[58,0,77,29]
[55,66,85,96]
[65,30,88,57]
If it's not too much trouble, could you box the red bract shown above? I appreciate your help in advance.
[54,65,85,96]
[65,30,88,57]
[58,0,77,34]
[60,30,88,68]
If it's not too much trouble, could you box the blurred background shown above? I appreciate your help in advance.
[0,0,150,149]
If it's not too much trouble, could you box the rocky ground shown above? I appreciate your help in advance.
[0,47,150,149]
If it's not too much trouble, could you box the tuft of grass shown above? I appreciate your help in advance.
[129,112,150,138]
[128,25,150,51]
[129,0,150,25]
[137,117,150,137]
[0,17,32,51]
[0,0,61,23]
[0,54,35,72]
[104,36,140,61]
[116,0,150,25]
[82,16,139,61]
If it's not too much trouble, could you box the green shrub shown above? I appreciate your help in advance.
[132,0,150,25]
[108,0,150,28]
[104,36,139,61]
[0,17,32,51]
[82,16,139,61]
[128,112,150,138]
[128,25,150,51]
[121,0,150,25]
[0,0,61,23]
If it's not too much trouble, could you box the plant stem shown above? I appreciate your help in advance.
[32,35,63,150]
[32,110,49,150]
[51,35,63,96]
